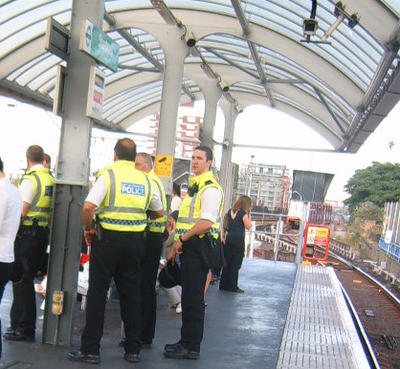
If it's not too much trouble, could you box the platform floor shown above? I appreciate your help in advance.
[0,258,297,369]
[276,265,371,369]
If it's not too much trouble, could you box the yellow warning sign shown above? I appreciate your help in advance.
[154,154,173,178]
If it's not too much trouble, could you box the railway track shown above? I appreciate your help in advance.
[326,252,400,369]
[252,229,400,368]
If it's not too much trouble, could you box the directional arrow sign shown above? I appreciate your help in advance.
[80,19,119,72]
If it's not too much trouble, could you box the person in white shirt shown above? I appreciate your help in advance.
[169,182,182,213]
[0,157,22,357]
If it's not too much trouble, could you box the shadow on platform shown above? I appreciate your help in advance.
[0,258,296,369]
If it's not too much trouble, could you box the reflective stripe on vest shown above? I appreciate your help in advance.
[174,171,223,240]
[22,169,53,227]
[97,161,152,232]
[147,173,167,233]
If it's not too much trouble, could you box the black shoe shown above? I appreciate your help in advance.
[235,287,245,293]
[3,330,34,342]
[163,344,199,360]
[124,353,140,363]
[67,351,101,364]
[164,341,181,353]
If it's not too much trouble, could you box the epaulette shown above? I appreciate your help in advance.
[204,180,214,185]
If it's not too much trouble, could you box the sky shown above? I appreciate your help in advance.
[1,95,399,203]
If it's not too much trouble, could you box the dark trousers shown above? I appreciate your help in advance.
[140,231,163,344]
[180,237,209,353]
[219,238,244,291]
[10,226,48,336]
[0,262,14,357]
[81,230,144,355]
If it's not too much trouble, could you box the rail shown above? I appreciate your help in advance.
[339,285,381,369]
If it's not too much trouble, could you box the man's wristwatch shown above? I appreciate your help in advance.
[179,235,184,243]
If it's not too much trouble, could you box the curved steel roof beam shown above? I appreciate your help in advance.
[110,10,364,106]
[230,0,275,107]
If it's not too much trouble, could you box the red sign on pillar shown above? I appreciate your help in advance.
[303,223,331,262]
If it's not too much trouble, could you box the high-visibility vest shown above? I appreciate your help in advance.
[97,160,153,232]
[175,171,223,240]
[147,171,167,233]
[21,168,54,227]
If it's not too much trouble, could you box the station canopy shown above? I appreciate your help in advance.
[1,0,400,153]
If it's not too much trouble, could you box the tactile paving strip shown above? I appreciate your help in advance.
[276,265,370,369]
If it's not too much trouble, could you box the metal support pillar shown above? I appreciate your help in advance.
[154,30,188,195]
[273,215,283,261]
[197,78,222,150]
[219,97,238,212]
[295,202,309,264]
[42,0,103,345]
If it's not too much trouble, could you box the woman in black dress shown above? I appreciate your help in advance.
[219,196,252,293]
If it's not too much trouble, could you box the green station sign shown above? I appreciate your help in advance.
[80,19,119,72]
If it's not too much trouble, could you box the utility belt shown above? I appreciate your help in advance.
[95,223,145,242]
[181,232,218,269]
[18,219,48,238]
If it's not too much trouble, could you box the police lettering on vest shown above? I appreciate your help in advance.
[121,182,145,196]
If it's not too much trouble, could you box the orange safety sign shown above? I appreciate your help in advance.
[154,154,173,178]
[303,223,331,263]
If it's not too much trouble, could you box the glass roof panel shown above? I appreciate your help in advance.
[1,0,399,152]
[384,0,400,16]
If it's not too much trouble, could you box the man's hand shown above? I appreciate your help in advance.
[83,229,97,246]
[167,240,182,264]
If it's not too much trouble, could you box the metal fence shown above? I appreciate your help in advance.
[379,237,400,263]
[380,202,400,263]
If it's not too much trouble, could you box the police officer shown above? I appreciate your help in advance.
[134,152,167,348]
[68,138,163,365]
[4,145,53,342]
[164,145,223,359]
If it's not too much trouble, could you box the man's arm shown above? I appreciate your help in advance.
[180,219,213,241]
[21,202,30,222]
[82,201,96,230]
[147,182,164,219]
[82,201,96,246]
[148,209,164,219]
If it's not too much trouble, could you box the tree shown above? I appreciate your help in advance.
[344,162,400,212]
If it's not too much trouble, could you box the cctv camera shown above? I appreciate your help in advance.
[303,18,318,36]
[218,81,229,92]
[236,105,243,113]
[185,32,196,47]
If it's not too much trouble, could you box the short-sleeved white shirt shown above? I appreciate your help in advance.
[0,177,23,262]
[200,187,222,223]
[169,195,182,213]
[19,164,44,204]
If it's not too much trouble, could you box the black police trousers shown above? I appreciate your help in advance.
[10,226,48,336]
[81,229,144,355]
[140,231,163,344]
[180,236,209,353]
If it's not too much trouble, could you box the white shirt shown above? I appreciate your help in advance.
[169,195,182,213]
[200,187,222,223]
[0,177,23,262]
[19,164,44,204]
[86,174,163,211]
